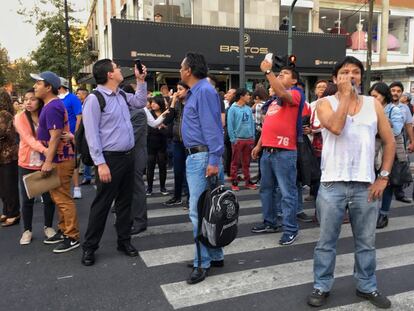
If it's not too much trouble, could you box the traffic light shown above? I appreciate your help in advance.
[288,54,297,67]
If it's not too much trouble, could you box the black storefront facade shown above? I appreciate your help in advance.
[110,19,346,97]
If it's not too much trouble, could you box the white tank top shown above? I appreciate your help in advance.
[321,95,378,183]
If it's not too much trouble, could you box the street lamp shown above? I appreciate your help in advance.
[239,0,245,88]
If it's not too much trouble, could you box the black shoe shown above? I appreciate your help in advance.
[395,196,412,203]
[296,212,313,223]
[117,242,138,257]
[81,249,95,266]
[187,268,208,285]
[130,226,147,235]
[356,289,391,309]
[160,188,169,195]
[187,260,224,268]
[44,230,64,244]
[251,223,279,233]
[53,237,80,253]
[307,288,330,307]
[163,197,183,206]
[376,214,388,229]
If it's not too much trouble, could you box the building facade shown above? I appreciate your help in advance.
[85,0,414,95]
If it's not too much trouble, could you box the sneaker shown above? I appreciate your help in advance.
[43,230,64,244]
[279,232,297,245]
[44,226,56,239]
[296,212,313,223]
[231,181,240,191]
[245,182,257,190]
[53,237,80,253]
[73,187,82,199]
[163,197,183,206]
[146,189,152,196]
[356,289,391,309]
[20,230,32,245]
[307,288,330,307]
[160,188,169,195]
[251,223,279,233]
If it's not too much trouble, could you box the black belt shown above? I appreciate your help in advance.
[263,147,287,153]
[185,145,208,155]
[103,149,133,156]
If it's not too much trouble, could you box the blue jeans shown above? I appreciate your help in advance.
[379,185,393,216]
[260,150,298,234]
[83,165,92,181]
[186,152,224,268]
[275,183,303,216]
[314,182,378,293]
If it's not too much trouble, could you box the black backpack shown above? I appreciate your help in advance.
[75,90,127,166]
[196,177,239,252]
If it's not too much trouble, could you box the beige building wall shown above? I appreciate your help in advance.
[192,0,279,30]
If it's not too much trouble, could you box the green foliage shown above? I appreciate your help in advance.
[6,58,38,95]
[18,0,91,80]
[0,46,10,86]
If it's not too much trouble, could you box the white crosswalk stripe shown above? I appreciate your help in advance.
[141,172,414,310]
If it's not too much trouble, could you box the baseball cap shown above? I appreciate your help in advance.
[30,71,61,90]
[59,77,69,89]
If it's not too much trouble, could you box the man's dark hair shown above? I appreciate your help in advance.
[369,82,392,104]
[43,81,58,95]
[234,88,249,102]
[93,59,114,85]
[76,87,89,93]
[177,80,189,89]
[333,56,365,78]
[280,66,300,81]
[184,52,208,79]
[389,81,404,92]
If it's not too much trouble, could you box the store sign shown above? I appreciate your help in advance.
[112,20,346,72]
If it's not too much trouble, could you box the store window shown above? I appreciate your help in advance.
[153,0,191,24]
[388,16,410,54]
[319,8,379,51]
[280,6,310,32]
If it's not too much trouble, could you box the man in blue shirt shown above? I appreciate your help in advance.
[180,52,224,284]
[58,77,83,199]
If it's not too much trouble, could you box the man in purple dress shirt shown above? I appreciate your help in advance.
[81,59,147,266]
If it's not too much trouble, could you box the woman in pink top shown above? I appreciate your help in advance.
[14,89,56,245]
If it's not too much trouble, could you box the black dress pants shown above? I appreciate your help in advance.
[83,150,134,251]
[0,161,20,218]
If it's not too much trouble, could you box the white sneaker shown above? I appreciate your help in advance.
[73,187,82,199]
[20,230,32,245]
[44,226,56,239]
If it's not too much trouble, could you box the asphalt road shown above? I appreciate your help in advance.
[1,164,414,311]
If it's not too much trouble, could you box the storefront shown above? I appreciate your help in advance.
[108,19,346,98]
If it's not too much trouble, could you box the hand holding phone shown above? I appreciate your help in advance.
[135,59,143,74]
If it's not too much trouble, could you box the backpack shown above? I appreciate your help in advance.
[196,177,239,251]
[75,90,128,166]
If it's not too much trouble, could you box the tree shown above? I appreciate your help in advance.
[18,0,91,81]
[0,45,10,87]
[6,58,38,95]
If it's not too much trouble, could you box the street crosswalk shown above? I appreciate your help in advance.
[135,164,414,310]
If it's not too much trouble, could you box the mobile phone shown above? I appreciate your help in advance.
[135,59,143,74]
[264,53,273,64]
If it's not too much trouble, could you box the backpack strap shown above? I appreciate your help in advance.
[119,89,130,107]
[90,90,106,112]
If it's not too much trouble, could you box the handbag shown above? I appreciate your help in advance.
[390,159,412,187]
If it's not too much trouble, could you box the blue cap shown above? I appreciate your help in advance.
[30,71,61,90]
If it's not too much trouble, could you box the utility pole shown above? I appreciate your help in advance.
[64,0,73,92]
[239,0,245,88]
[364,0,374,94]
[380,0,389,66]
[287,0,298,55]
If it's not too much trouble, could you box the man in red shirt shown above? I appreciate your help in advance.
[251,62,301,245]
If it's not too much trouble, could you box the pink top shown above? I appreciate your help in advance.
[14,112,47,170]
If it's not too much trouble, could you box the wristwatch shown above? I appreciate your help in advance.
[379,170,390,180]
[264,69,272,75]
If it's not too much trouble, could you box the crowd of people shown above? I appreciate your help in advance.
[1,53,414,309]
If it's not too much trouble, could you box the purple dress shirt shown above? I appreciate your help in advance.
[82,83,147,165]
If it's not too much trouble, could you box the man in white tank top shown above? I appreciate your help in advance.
[307,57,395,309]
